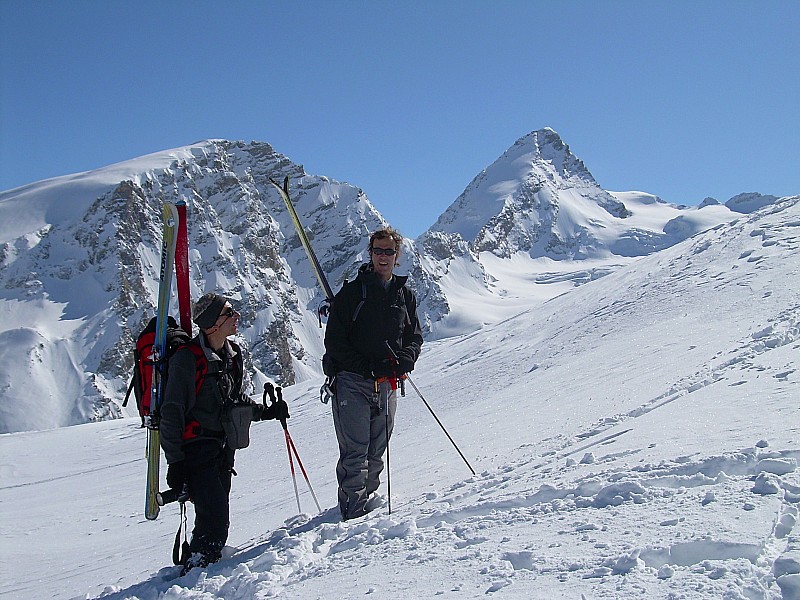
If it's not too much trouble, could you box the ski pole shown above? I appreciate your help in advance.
[385,345,476,476]
[264,383,321,513]
[264,383,301,512]
[276,386,322,512]
[284,428,302,514]
[405,374,475,475]
[386,410,392,515]
[284,428,322,512]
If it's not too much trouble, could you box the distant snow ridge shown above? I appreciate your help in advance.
[726,192,780,214]
[0,140,387,432]
[0,131,793,433]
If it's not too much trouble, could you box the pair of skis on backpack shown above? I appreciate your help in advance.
[140,200,191,521]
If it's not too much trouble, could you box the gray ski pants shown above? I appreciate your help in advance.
[332,371,396,519]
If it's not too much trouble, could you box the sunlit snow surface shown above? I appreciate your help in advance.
[1,198,798,599]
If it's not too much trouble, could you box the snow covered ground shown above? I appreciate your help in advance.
[1,198,798,599]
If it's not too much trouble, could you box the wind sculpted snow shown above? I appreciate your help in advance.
[1,197,798,598]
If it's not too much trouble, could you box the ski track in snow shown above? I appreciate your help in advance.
[94,443,800,599]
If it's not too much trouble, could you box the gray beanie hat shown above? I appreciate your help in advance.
[193,293,228,330]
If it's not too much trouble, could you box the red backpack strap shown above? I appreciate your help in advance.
[178,342,210,441]
[182,342,208,395]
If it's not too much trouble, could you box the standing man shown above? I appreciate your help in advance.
[160,292,288,574]
[323,227,424,520]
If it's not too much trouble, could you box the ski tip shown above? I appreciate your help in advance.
[268,176,291,192]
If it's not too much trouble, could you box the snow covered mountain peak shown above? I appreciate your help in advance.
[509,127,596,184]
[424,127,631,259]
[0,140,386,432]
[725,192,781,214]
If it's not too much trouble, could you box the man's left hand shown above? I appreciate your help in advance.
[395,349,415,374]
[372,357,397,379]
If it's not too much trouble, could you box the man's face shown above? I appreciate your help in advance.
[370,238,397,281]
[214,304,240,336]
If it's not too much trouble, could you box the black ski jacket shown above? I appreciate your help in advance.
[324,265,423,378]
[160,334,246,465]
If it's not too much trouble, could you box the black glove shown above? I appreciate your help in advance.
[166,461,187,491]
[395,349,416,374]
[372,357,398,379]
[261,400,290,421]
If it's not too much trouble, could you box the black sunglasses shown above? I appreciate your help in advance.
[370,247,397,256]
[219,306,239,319]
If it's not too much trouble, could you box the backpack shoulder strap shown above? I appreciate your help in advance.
[228,340,245,397]
[178,342,209,395]
[400,284,413,326]
[352,280,368,323]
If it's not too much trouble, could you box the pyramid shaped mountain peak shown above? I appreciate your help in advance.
[504,128,594,184]
[424,128,628,256]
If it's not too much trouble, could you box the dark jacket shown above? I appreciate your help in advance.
[324,265,423,378]
[160,334,245,464]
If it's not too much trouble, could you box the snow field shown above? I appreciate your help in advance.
[1,189,798,598]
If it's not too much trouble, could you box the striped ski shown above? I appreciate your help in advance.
[269,176,335,303]
[145,202,180,520]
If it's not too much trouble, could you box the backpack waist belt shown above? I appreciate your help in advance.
[182,420,225,441]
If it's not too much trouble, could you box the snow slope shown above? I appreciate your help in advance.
[1,198,798,599]
[0,145,202,243]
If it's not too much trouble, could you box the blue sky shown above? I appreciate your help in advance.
[1,1,798,237]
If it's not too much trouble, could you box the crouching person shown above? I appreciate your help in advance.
[159,292,288,575]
